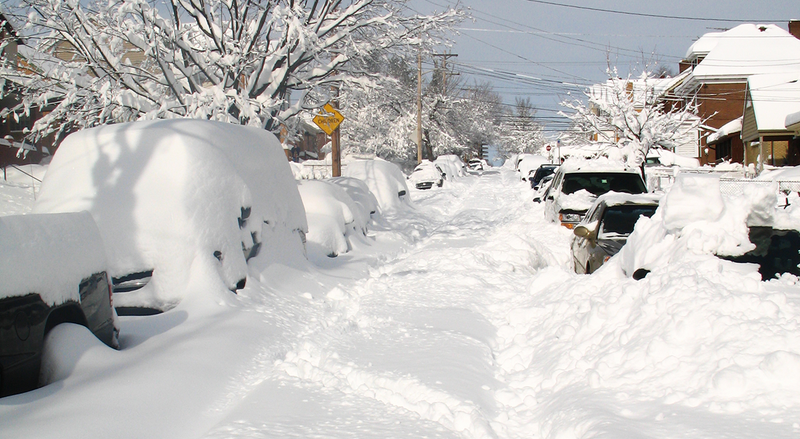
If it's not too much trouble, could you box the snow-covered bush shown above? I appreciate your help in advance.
[342,158,411,213]
[34,119,307,312]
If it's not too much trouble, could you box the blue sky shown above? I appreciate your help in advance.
[407,0,799,135]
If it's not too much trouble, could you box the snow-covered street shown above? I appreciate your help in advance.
[2,167,800,439]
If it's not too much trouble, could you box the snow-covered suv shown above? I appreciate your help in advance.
[542,158,648,228]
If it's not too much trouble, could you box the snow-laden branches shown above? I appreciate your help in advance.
[0,0,462,144]
[559,69,701,165]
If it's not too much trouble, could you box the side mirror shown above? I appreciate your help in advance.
[573,225,595,240]
[533,197,541,203]
[546,195,554,201]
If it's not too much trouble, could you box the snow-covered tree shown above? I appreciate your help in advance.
[0,0,460,144]
[497,97,545,156]
[559,69,701,165]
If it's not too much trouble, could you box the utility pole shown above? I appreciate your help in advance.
[417,52,422,164]
[432,53,458,93]
[331,83,341,177]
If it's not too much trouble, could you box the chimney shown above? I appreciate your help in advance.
[790,20,800,40]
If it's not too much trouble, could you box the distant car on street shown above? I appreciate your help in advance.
[1,212,119,397]
[408,160,445,190]
[571,193,660,274]
[468,158,485,171]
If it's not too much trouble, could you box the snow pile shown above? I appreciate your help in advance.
[0,211,107,304]
[34,119,306,311]
[342,158,411,213]
[617,173,781,276]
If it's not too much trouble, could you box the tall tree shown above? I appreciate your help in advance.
[0,0,460,145]
[559,69,701,164]
[497,97,545,156]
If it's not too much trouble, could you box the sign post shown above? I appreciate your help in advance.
[313,103,345,176]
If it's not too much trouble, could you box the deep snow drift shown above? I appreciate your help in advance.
[1,164,799,439]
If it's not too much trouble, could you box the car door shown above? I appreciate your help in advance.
[572,203,604,273]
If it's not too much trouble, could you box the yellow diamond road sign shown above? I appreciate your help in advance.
[313,103,344,136]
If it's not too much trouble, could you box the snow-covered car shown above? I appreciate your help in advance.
[343,158,411,213]
[34,119,307,314]
[542,158,648,228]
[0,212,119,397]
[516,154,549,181]
[467,158,485,171]
[298,179,372,258]
[571,193,661,274]
[408,160,445,190]
[434,155,467,179]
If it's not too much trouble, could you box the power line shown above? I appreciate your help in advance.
[523,0,785,23]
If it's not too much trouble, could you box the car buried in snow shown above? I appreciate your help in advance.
[0,212,119,397]
[408,160,445,190]
[33,119,308,315]
[571,193,661,274]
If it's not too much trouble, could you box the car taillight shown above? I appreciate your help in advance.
[559,212,582,228]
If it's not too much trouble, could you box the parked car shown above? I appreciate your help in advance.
[34,119,308,315]
[532,174,554,203]
[516,154,549,181]
[571,193,661,274]
[408,160,445,190]
[1,212,119,397]
[434,155,467,180]
[343,158,411,213]
[541,159,648,228]
[720,226,800,279]
[530,163,560,189]
[468,158,485,171]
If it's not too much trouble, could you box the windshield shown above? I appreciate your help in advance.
[600,204,658,236]
[561,172,646,196]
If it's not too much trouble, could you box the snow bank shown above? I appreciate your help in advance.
[342,158,411,213]
[0,212,107,305]
[34,119,306,311]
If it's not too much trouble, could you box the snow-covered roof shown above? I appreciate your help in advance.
[787,109,800,131]
[747,73,800,132]
[707,116,743,143]
[679,24,800,92]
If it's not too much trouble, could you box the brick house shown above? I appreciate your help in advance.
[740,73,800,168]
[671,22,800,165]
[0,12,50,167]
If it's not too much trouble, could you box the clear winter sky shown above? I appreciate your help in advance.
[406,0,799,136]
